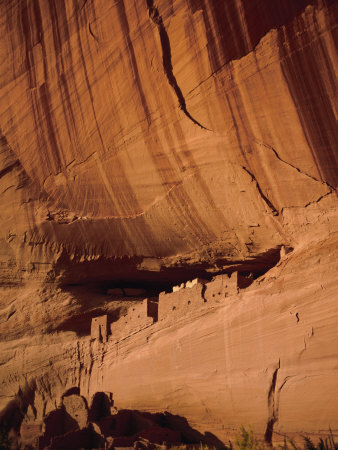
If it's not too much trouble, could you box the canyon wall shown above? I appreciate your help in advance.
[1,236,337,447]
[0,0,337,446]
[0,0,336,283]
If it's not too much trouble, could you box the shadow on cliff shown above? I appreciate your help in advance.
[15,390,226,449]
[0,380,36,434]
[55,247,283,294]
[94,408,225,447]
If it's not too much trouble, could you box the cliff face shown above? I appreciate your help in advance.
[0,0,336,282]
[0,0,337,446]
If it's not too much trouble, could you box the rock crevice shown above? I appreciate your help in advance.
[146,0,210,130]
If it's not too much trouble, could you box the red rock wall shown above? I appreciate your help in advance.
[0,0,336,283]
[1,237,336,445]
[0,0,337,445]
[100,237,338,441]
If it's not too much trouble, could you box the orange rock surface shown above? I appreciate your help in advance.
[0,0,337,447]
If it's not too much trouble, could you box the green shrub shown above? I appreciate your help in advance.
[301,430,338,450]
[235,426,263,450]
[167,429,338,450]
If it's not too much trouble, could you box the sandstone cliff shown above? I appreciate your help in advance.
[0,0,337,447]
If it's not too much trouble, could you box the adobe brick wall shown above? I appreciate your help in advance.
[110,299,154,341]
[158,272,250,321]
[91,315,108,342]
[158,283,204,321]
[204,272,239,302]
[92,273,251,341]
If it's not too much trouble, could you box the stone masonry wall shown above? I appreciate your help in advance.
[91,272,251,342]
[158,272,248,322]
[110,299,154,341]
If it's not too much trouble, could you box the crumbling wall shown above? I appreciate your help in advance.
[158,282,205,321]
[147,299,158,321]
[204,272,240,302]
[159,272,252,321]
[91,315,108,342]
[91,273,252,340]
[172,277,207,293]
[110,299,155,341]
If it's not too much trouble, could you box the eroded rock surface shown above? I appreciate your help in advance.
[0,0,337,447]
[0,0,336,285]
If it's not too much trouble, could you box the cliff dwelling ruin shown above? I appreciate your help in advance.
[0,0,337,448]
[90,271,254,344]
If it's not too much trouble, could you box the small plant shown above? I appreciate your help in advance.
[276,429,338,450]
[278,436,298,450]
[303,436,317,450]
[301,430,338,450]
[235,426,263,450]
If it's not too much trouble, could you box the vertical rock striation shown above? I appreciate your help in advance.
[0,0,337,446]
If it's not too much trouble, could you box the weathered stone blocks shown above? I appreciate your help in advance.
[91,315,108,342]
[110,299,156,341]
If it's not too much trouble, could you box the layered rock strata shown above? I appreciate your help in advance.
[0,0,336,285]
[0,0,337,447]
[1,236,338,448]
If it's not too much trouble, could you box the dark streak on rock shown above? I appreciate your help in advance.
[304,190,334,207]
[39,83,63,172]
[225,94,250,167]
[146,0,211,131]
[256,141,334,190]
[89,23,99,42]
[73,6,106,152]
[278,12,338,189]
[264,359,280,445]
[48,0,80,156]
[0,132,33,193]
[6,309,16,321]
[116,1,151,127]
[267,364,279,405]
[80,0,88,11]
[201,283,207,303]
[21,0,65,174]
[187,0,314,73]
[278,376,290,394]
[76,341,83,391]
[0,161,21,180]
[242,166,279,216]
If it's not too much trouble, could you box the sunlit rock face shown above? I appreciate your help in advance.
[0,0,336,283]
[0,0,337,447]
